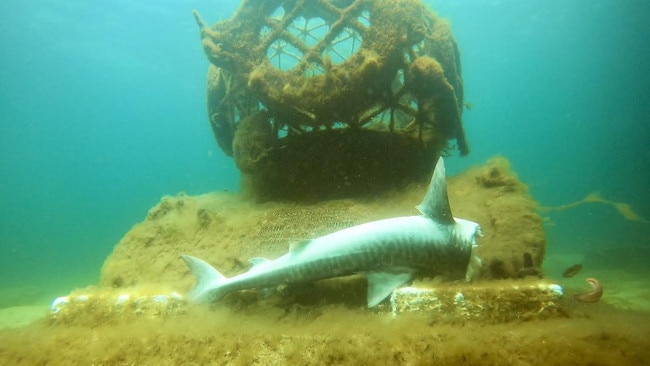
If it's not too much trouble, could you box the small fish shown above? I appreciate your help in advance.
[562,263,583,278]
[574,277,603,303]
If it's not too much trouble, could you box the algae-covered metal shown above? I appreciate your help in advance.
[193,0,468,199]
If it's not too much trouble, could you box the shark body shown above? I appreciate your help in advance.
[182,158,482,307]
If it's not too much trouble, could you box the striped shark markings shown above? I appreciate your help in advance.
[181,157,482,308]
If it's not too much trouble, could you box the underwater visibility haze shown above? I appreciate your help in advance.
[0,0,649,363]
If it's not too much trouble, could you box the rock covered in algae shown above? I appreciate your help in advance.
[100,157,545,296]
[48,289,186,326]
[390,281,564,322]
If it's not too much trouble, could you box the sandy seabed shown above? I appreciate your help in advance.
[1,300,649,365]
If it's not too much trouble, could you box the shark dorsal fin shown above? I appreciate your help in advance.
[416,157,454,224]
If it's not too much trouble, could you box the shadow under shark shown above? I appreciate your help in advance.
[182,158,482,308]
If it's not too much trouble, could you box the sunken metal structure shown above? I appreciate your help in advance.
[194,0,467,199]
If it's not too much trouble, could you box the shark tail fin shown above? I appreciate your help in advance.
[181,255,229,303]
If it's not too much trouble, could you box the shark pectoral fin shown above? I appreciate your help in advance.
[366,272,413,308]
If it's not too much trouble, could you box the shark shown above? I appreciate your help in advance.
[181,157,482,308]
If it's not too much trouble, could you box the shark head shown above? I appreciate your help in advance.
[454,218,482,282]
